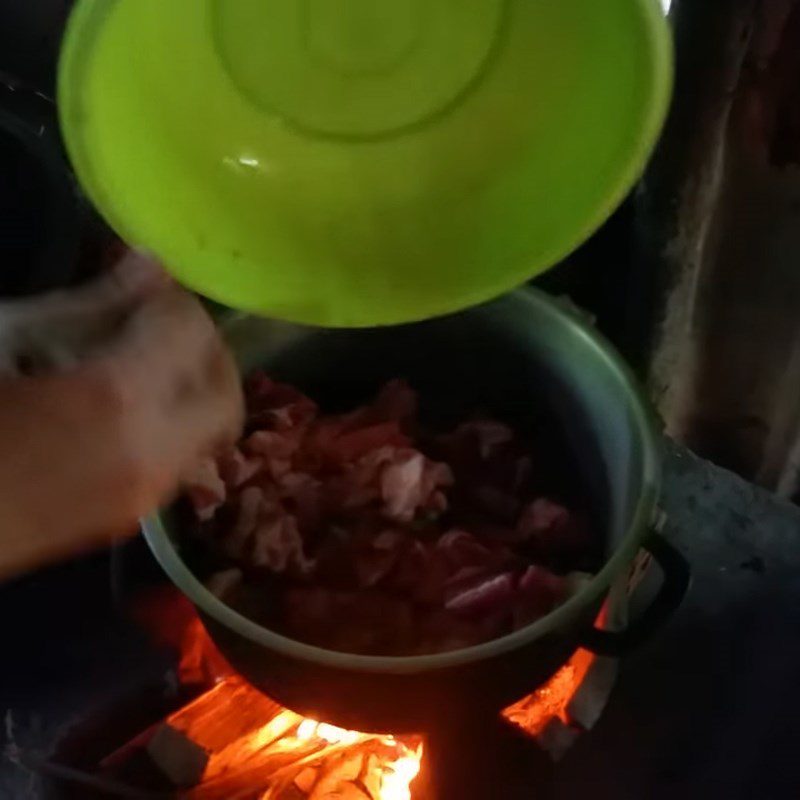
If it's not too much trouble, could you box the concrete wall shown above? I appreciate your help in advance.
[641,0,800,498]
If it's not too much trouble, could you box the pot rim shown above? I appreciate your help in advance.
[141,288,662,675]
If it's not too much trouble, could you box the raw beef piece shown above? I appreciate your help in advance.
[513,565,568,627]
[353,530,408,588]
[380,449,453,522]
[221,485,264,559]
[324,422,410,465]
[183,458,226,521]
[251,514,311,574]
[446,573,517,617]
[517,498,591,560]
[217,448,263,488]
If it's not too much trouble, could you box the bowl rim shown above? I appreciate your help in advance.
[141,287,662,674]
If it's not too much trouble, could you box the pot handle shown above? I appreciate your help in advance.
[580,533,691,658]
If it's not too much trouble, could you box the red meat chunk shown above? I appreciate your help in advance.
[517,498,591,558]
[446,573,517,617]
[183,458,226,522]
[217,448,263,488]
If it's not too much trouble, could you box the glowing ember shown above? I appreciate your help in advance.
[267,718,422,800]
[178,617,231,686]
[128,591,599,798]
[253,719,422,800]
[501,648,597,737]
[159,622,424,800]
[381,753,422,800]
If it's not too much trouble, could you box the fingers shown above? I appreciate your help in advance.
[173,342,244,464]
[201,336,246,445]
[8,251,168,325]
[100,284,244,488]
[108,284,217,374]
[83,250,170,307]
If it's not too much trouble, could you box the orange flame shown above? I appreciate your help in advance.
[501,648,596,737]
[181,697,424,800]
[133,590,593,798]
[177,617,231,686]
[165,615,423,800]
[291,719,422,800]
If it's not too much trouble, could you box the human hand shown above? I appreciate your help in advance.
[0,253,244,578]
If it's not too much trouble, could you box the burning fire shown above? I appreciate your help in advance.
[131,590,594,799]
[170,686,423,800]
[292,719,422,800]
[181,699,424,800]
[161,611,423,800]
[501,647,596,737]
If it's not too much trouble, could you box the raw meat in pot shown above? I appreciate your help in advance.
[186,374,597,656]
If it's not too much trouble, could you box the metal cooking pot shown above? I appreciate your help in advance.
[142,288,689,733]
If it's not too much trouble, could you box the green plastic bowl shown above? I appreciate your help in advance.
[58,0,672,327]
